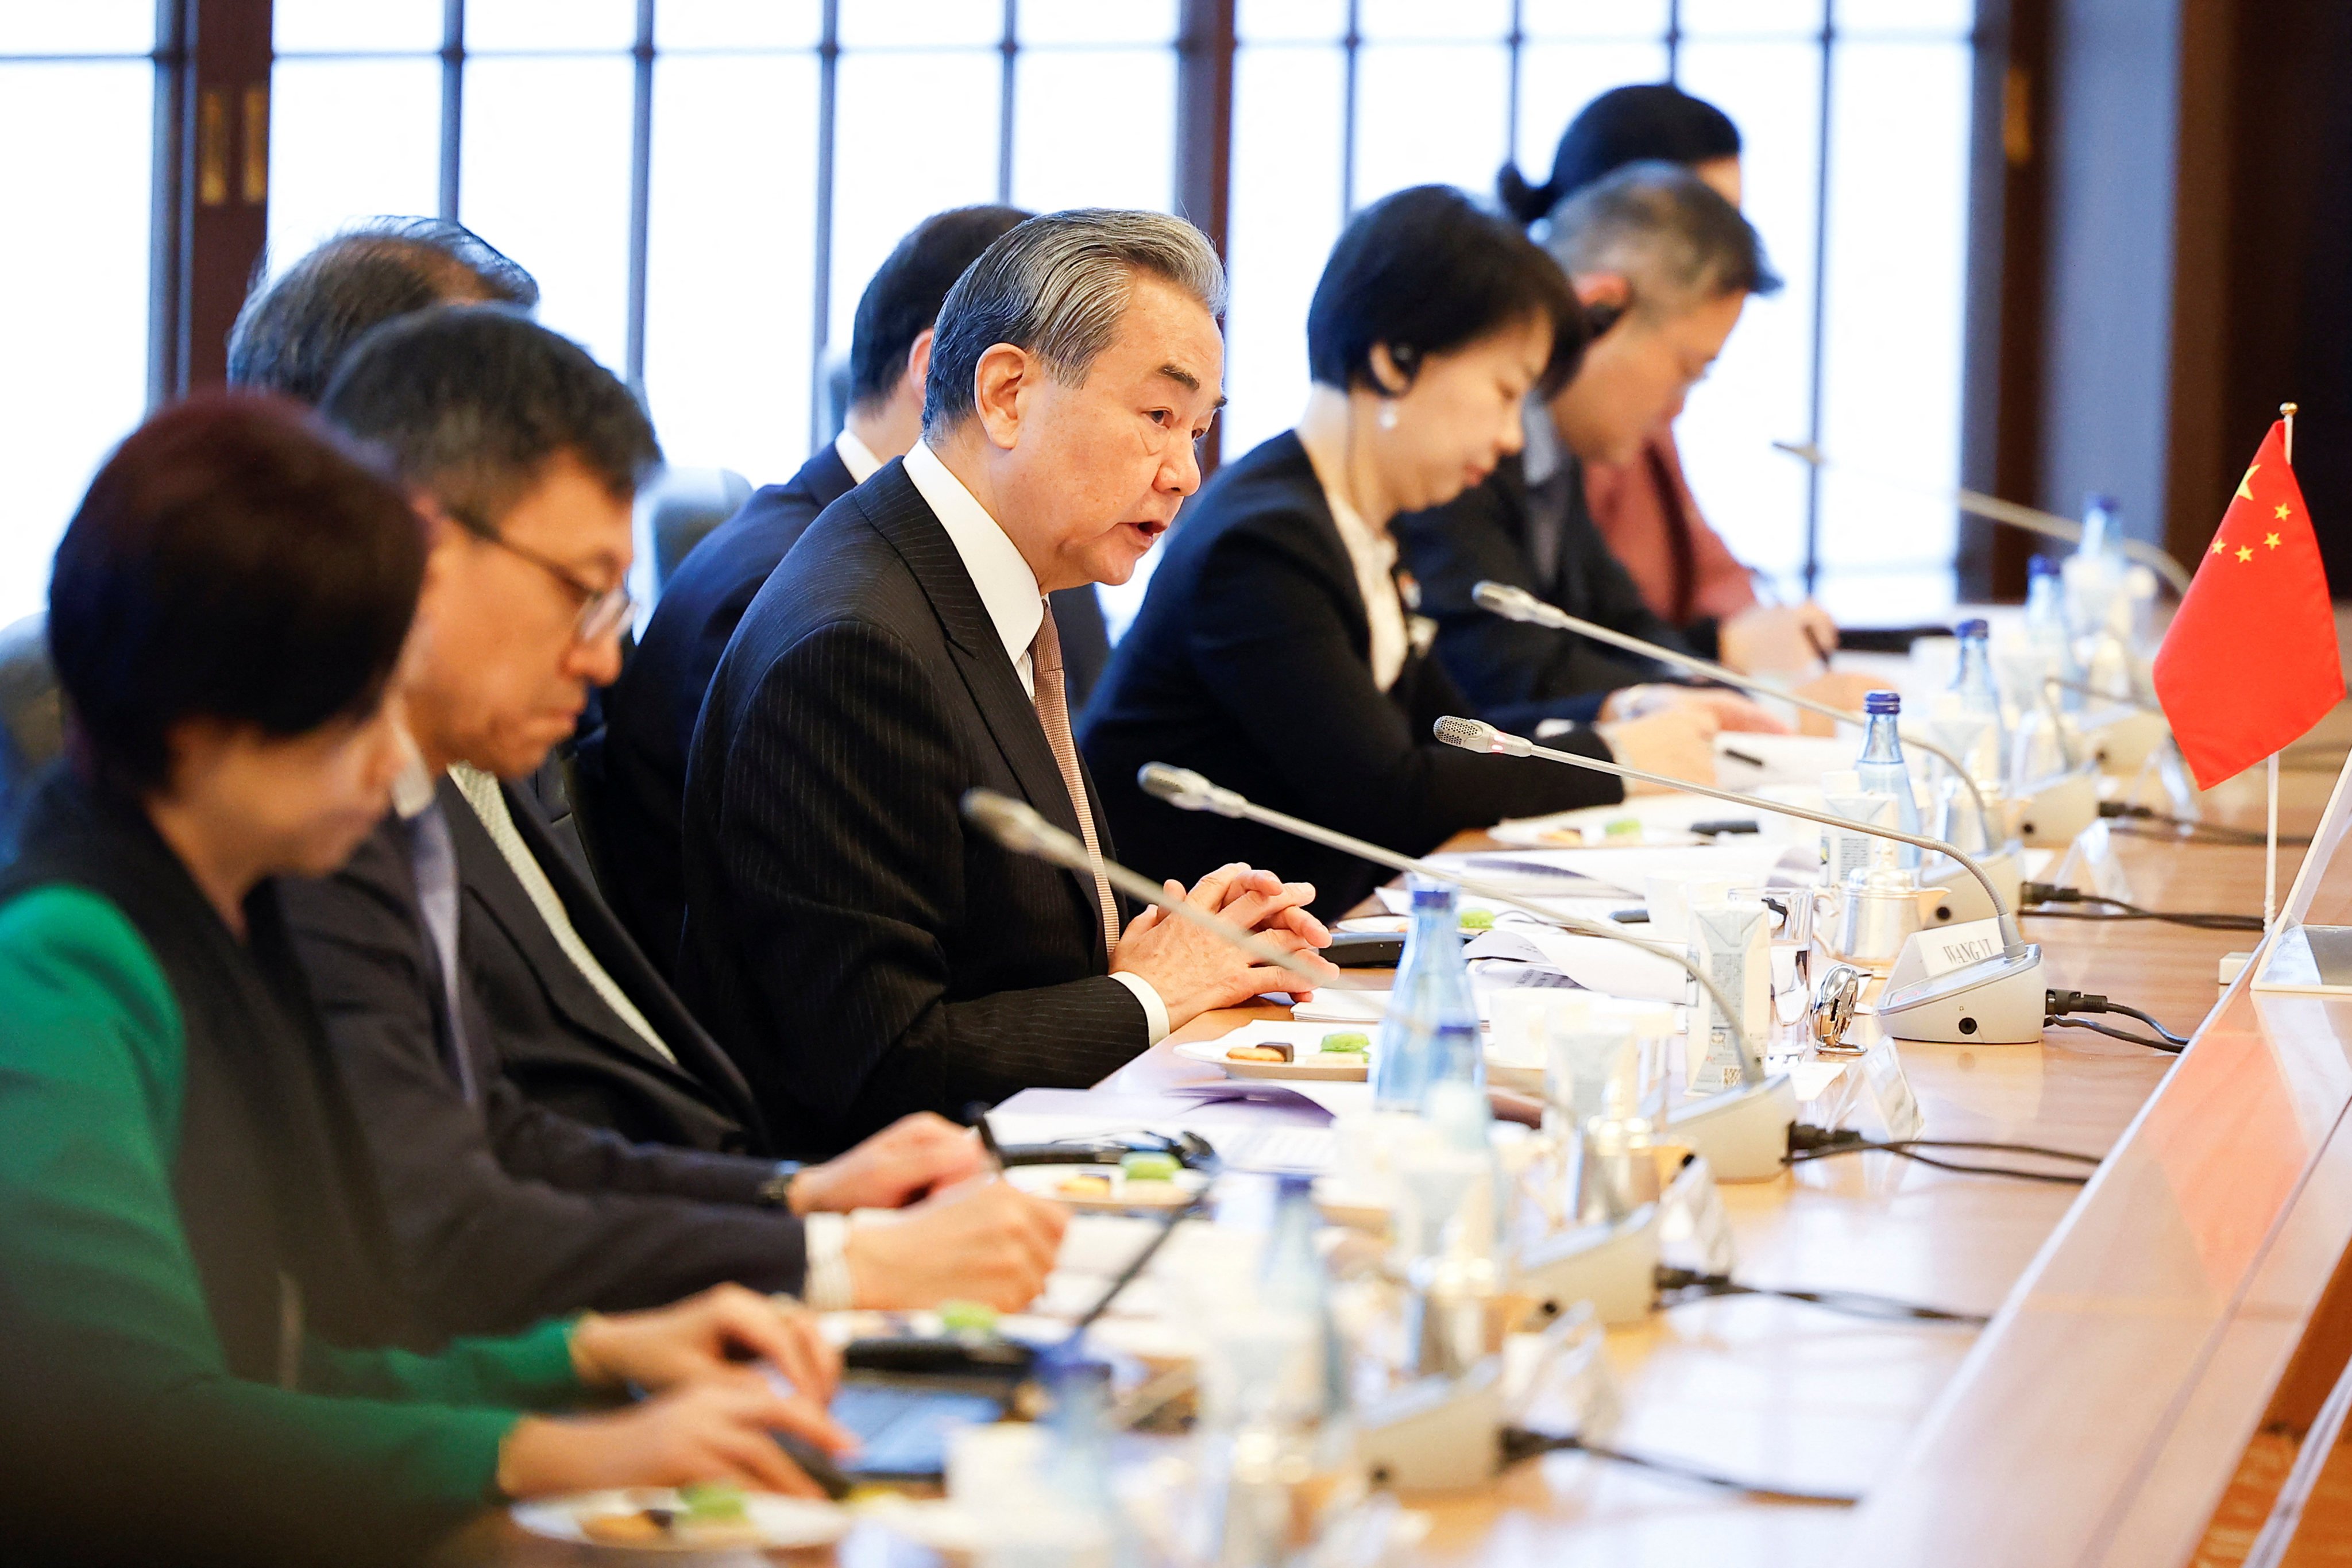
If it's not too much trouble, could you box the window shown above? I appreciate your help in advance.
[268,0,1179,493]
[23,1,1986,639]
[0,6,160,627]
[1224,0,1982,620]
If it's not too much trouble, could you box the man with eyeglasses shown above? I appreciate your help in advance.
[279,305,1068,1342]
[1392,161,1867,724]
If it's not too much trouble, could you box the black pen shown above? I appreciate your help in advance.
[1724,746,1767,768]
[1805,624,1835,669]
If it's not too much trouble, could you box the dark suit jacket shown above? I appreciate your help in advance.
[598,443,1114,974]
[675,459,1150,1158]
[280,777,807,1341]
[1391,451,1697,716]
[598,445,856,971]
[444,772,769,1152]
[1080,432,1625,920]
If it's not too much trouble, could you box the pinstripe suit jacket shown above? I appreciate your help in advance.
[674,459,1148,1157]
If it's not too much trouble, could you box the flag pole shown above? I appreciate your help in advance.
[2269,401,2299,932]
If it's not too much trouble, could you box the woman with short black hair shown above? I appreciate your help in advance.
[1082,186,1719,918]
[0,395,848,1567]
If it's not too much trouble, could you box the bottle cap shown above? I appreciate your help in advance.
[1864,689,1901,715]
[2029,554,2061,578]
[1956,617,1989,638]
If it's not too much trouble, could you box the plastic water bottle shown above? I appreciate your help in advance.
[1949,617,2009,771]
[1373,879,1480,1113]
[1204,1176,1351,1567]
[2023,554,2083,712]
[2064,493,2129,640]
[1854,690,1922,870]
[1260,1174,1350,1436]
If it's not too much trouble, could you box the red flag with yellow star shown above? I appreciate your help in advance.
[2152,419,2342,788]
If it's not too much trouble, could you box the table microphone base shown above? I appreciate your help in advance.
[1665,1074,1796,1182]
[1876,946,2046,1044]
[1357,1356,1507,1491]
[1513,1206,1661,1327]
[2017,771,2101,847]
[1922,843,2023,926]
[2090,709,2171,776]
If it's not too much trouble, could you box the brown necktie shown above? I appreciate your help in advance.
[1030,602,1122,960]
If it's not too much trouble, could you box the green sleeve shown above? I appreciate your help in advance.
[305,1316,585,1409]
[0,887,571,1554]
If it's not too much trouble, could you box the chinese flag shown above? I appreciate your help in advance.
[2153,419,2343,788]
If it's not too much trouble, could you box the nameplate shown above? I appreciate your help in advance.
[1915,917,2006,978]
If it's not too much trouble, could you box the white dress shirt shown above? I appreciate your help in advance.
[901,441,1168,1043]
[834,427,884,485]
[1315,464,1410,693]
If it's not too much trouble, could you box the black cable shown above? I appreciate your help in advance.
[2024,906,2268,933]
[2102,1001,2190,1045]
[1499,1428,1859,1507]
[2044,990,2193,1052]
[1785,1144,2090,1185]
[2100,802,2311,847]
[2020,882,2265,932]
[2049,1016,2181,1054]
[1655,1266,1990,1327]
[1789,1126,2099,1163]
[1783,1130,2096,1184]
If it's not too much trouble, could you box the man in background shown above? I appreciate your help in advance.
[598,206,1068,971]
[278,305,1063,1340]
[1396,163,1865,722]
[228,216,539,400]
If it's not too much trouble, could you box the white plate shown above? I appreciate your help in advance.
[1004,1161,1209,1210]
[1177,1020,1372,1080]
[512,1489,849,1551]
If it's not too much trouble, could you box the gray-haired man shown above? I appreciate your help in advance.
[674,210,1338,1156]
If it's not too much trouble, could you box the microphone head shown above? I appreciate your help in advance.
[1137,762,1243,817]
[1434,716,1509,754]
[1471,581,1538,620]
[959,789,1051,855]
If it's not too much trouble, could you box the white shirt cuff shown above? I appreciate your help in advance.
[1108,970,1171,1045]
[801,1212,855,1311]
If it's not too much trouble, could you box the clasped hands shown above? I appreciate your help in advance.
[1112,860,1339,1029]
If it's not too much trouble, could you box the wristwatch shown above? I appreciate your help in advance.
[756,1160,805,1208]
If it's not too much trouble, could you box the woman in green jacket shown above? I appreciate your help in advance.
[0,395,852,1566]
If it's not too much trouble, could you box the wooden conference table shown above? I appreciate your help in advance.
[469,735,2352,1567]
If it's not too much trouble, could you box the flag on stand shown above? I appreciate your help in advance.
[2152,419,2343,789]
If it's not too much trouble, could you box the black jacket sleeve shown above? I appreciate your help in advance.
[279,829,807,1341]
[1396,466,1683,716]
[1184,523,1622,855]
[708,615,1148,1137]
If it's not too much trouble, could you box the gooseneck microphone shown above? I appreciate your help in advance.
[1132,763,1762,1084]
[1471,580,1994,831]
[1770,439,2194,597]
[959,790,1363,1002]
[1431,717,2047,1044]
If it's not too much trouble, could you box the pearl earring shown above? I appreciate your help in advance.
[1377,402,1399,431]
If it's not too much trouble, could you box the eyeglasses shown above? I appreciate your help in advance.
[443,504,635,645]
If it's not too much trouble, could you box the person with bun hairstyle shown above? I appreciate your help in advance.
[0,396,851,1567]
[1082,186,1721,921]
[1496,83,1834,664]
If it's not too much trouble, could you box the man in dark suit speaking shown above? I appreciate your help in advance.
[678,210,1337,1156]
[598,205,1037,972]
